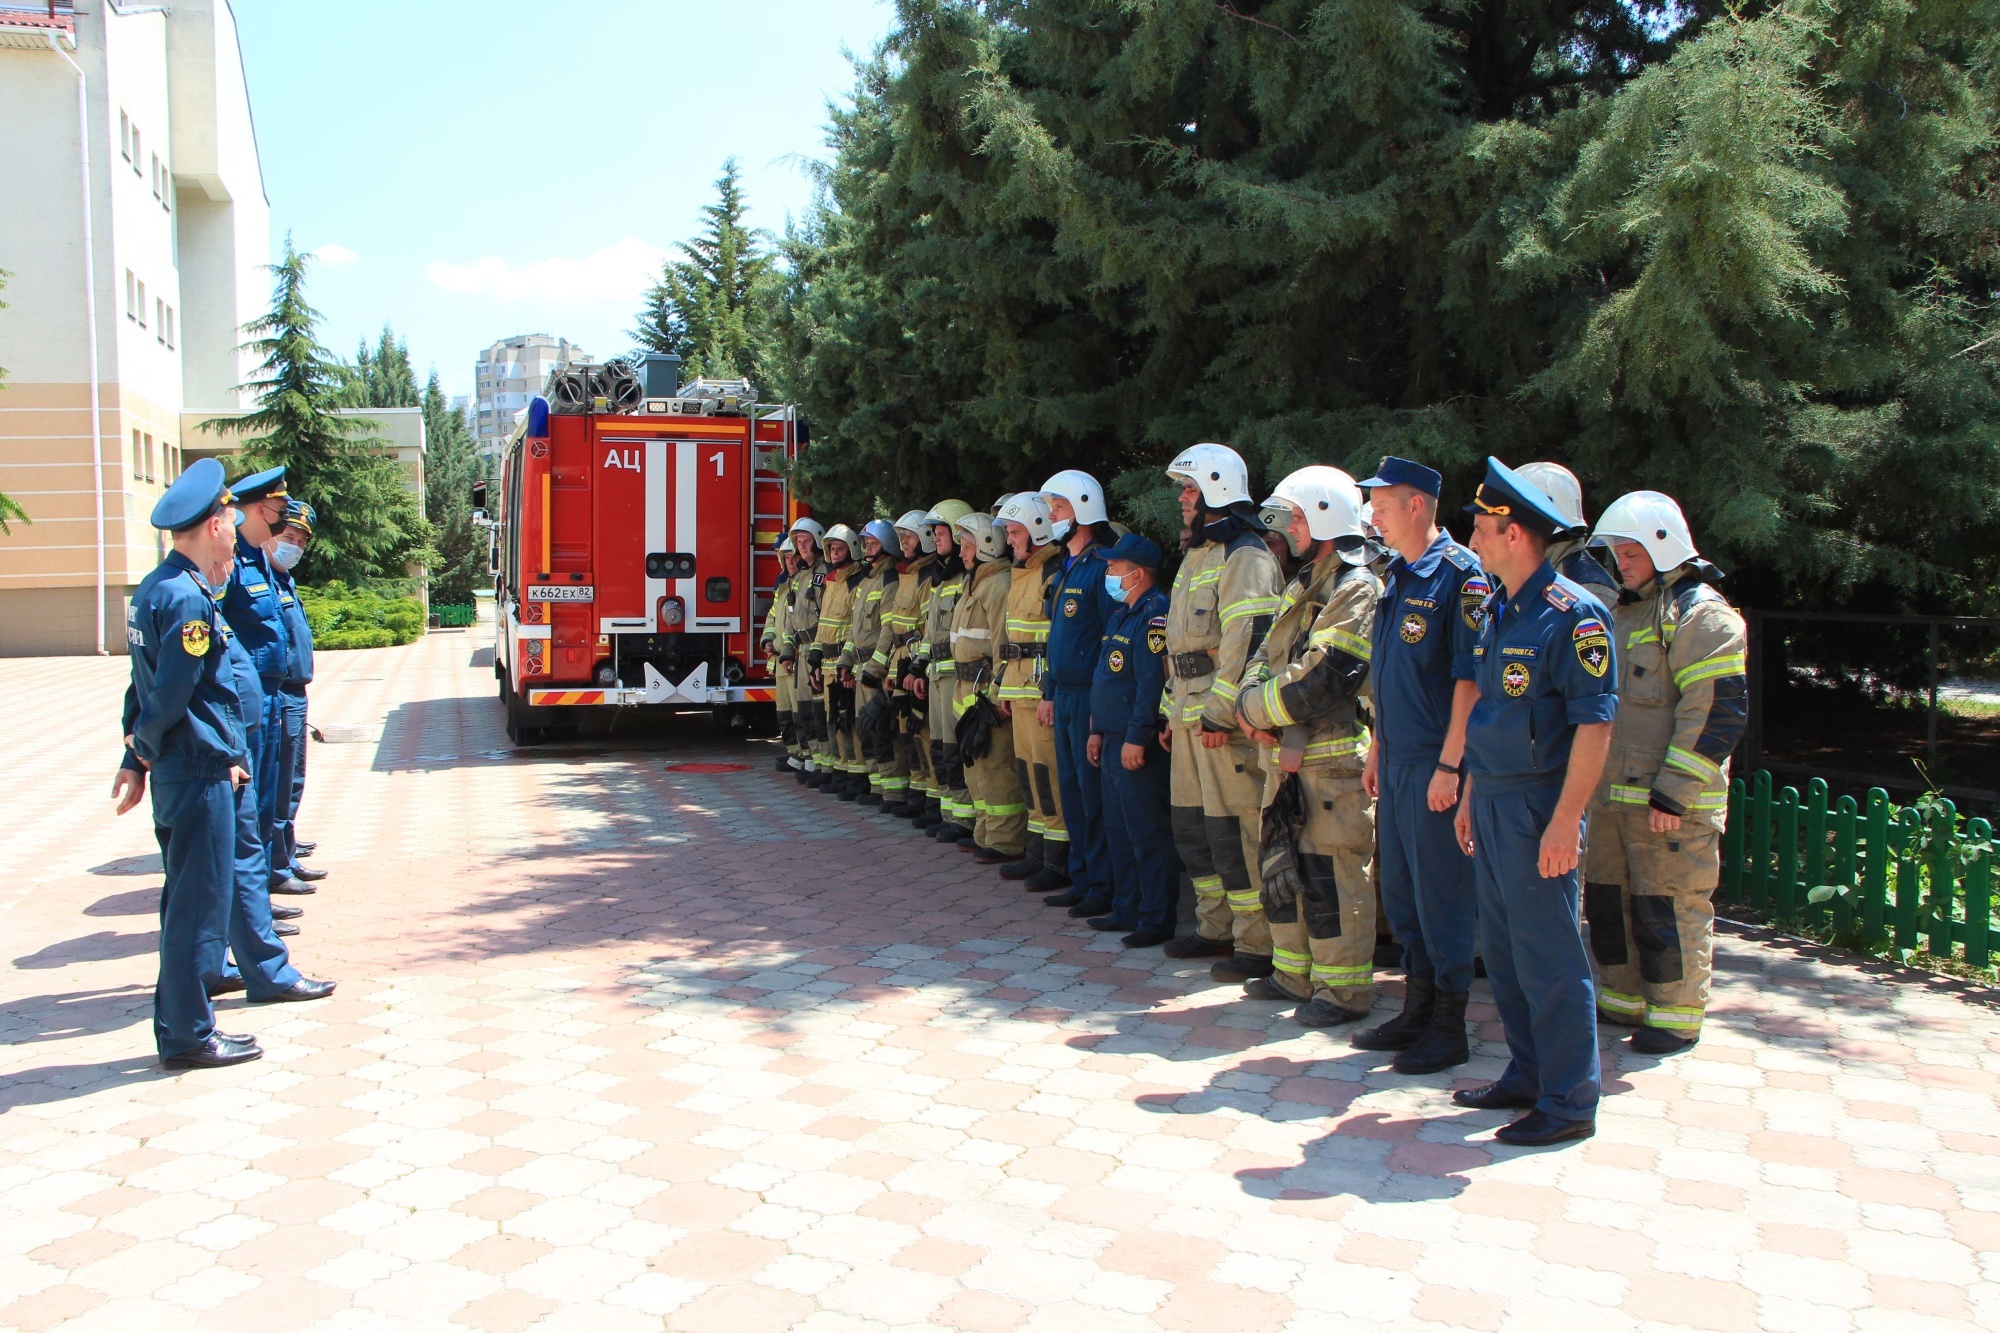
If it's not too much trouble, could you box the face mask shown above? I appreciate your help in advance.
[271,541,305,571]
[1104,572,1129,603]
[1051,518,1074,541]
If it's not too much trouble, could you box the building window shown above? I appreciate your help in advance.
[132,429,142,479]
[164,307,175,349]
[120,110,130,161]
[130,124,141,175]
[144,434,155,484]
[125,270,136,320]
[155,298,165,342]
[136,280,147,327]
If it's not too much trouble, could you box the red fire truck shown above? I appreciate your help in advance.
[478,358,806,744]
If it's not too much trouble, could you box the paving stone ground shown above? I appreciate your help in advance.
[3,624,1998,1333]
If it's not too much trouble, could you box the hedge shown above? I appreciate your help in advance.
[298,581,426,651]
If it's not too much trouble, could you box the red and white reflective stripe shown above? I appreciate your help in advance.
[529,689,607,706]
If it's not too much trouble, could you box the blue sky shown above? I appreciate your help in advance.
[232,0,897,399]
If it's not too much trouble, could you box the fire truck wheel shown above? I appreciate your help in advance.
[505,685,547,746]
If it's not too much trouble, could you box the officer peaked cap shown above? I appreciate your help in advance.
[151,458,233,532]
[1464,456,1573,538]
[228,464,289,506]
[1356,456,1442,498]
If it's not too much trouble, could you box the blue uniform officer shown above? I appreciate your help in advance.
[223,466,312,897]
[1037,470,1118,916]
[269,500,322,883]
[1451,458,1618,1147]
[110,459,263,1069]
[1352,456,1486,1073]
[1086,534,1181,947]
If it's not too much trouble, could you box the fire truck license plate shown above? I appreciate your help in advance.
[526,585,594,602]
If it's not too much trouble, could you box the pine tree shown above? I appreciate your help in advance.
[204,238,434,585]
[632,160,781,383]
[340,324,421,408]
[421,371,486,605]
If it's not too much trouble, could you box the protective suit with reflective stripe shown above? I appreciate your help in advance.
[1239,556,1382,1014]
[880,551,937,807]
[815,561,865,777]
[1166,524,1282,956]
[788,557,828,764]
[952,560,1025,855]
[1001,544,1066,878]
[1585,564,1747,1039]
[765,569,801,762]
[923,564,972,828]
[842,552,900,799]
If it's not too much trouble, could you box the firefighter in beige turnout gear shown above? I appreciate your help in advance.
[877,512,940,817]
[921,502,975,838]
[952,511,1027,858]
[1160,444,1283,980]
[784,519,828,777]
[996,494,1070,892]
[1236,467,1382,1025]
[1584,491,1748,1055]
[842,520,902,807]
[813,526,866,795]
[764,537,802,771]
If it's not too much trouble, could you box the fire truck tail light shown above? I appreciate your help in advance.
[658,596,685,629]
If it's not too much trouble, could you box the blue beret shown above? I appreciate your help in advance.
[1105,533,1163,568]
[1355,455,1443,498]
[1464,456,1572,538]
[151,457,233,532]
[228,465,289,506]
[283,499,317,535]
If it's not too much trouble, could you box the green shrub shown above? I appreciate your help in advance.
[298,580,425,650]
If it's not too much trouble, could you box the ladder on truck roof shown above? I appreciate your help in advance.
[749,404,799,646]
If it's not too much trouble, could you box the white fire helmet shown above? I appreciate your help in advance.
[1040,469,1108,527]
[861,518,898,554]
[822,523,859,560]
[1516,461,1587,534]
[955,510,1007,562]
[1264,466,1366,544]
[893,510,937,554]
[788,516,825,541]
[995,492,1054,547]
[925,499,972,529]
[1165,443,1251,508]
[1591,491,1698,572]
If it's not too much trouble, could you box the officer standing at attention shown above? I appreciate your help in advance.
[1583,491,1747,1053]
[1451,458,1618,1147]
[951,510,1028,862]
[1351,456,1487,1073]
[919,501,975,841]
[1517,462,1621,603]
[995,494,1070,892]
[1037,471,1118,917]
[783,517,827,781]
[842,519,902,807]
[881,512,941,819]
[765,536,801,772]
[1087,534,1179,946]
[813,524,865,796]
[109,460,262,1069]
[1161,443,1283,983]
[266,500,324,885]
[1235,467,1382,1027]
[222,467,313,900]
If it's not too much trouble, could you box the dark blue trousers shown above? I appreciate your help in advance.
[276,689,308,875]
[1378,759,1479,993]
[1472,780,1602,1122]
[1053,689,1111,905]
[1100,736,1180,936]
[215,744,301,998]
[253,685,293,887]
[150,772,233,1058]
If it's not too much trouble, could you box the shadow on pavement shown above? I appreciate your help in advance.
[14,930,156,970]
[83,888,160,917]
[88,853,162,876]
[0,1054,171,1111]
[0,984,153,1050]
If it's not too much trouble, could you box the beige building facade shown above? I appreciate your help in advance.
[0,0,269,656]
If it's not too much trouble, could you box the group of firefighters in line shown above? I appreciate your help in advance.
[760,449,1746,1147]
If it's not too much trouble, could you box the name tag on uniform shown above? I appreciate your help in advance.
[1500,645,1538,659]
[244,583,270,595]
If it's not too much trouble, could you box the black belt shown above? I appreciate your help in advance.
[959,657,994,683]
[998,643,1045,661]
[1170,650,1214,678]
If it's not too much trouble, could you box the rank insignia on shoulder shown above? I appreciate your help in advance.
[180,619,212,656]
[1146,627,1167,655]
[1444,545,1474,570]
[1574,615,1611,678]
[1543,584,1578,612]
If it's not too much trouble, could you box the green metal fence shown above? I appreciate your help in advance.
[1719,771,1998,968]
[433,604,476,628]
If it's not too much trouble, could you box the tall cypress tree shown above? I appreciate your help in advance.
[340,324,420,408]
[205,238,434,586]
[421,371,485,605]
[632,160,781,382]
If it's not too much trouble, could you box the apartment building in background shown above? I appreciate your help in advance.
[0,0,269,655]
[473,333,585,459]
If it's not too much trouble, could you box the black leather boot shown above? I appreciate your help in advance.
[1023,838,1071,893]
[1351,972,1438,1052]
[999,832,1042,881]
[1392,989,1470,1074]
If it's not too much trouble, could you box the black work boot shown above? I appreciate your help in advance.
[999,833,1042,882]
[1392,989,1470,1074]
[1163,934,1232,960]
[1351,972,1438,1052]
[1023,838,1072,893]
[837,773,863,801]
[1210,952,1275,983]
[1631,1024,1699,1055]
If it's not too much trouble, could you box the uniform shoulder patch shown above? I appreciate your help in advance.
[180,619,212,656]
[1458,572,1490,629]
[1574,614,1611,678]
[1146,625,1167,655]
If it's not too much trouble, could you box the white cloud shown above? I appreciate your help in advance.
[422,237,667,305]
[314,243,360,267]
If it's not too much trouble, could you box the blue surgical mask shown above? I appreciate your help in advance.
[271,541,305,571]
[1104,572,1128,603]
[1052,518,1074,541]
